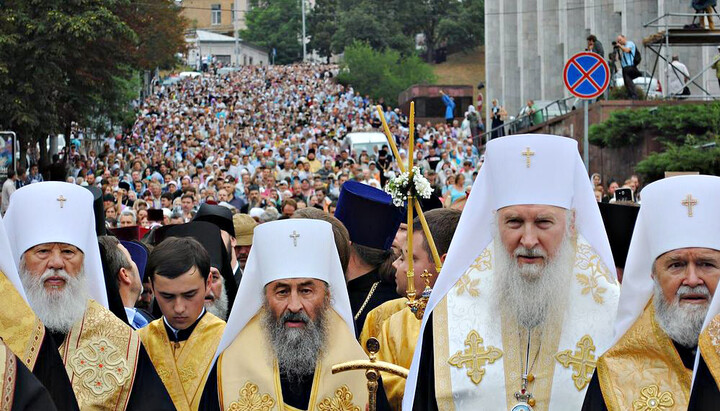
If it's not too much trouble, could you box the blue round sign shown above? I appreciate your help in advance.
[563,52,610,99]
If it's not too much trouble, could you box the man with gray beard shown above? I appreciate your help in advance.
[407,135,620,410]
[200,219,371,410]
[5,182,174,410]
[584,175,720,410]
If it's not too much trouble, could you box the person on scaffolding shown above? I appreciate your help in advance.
[692,0,717,30]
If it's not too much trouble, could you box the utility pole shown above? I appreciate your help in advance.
[234,0,240,66]
[301,0,306,62]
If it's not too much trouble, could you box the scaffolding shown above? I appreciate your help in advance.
[643,12,720,100]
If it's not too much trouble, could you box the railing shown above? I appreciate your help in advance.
[477,96,577,145]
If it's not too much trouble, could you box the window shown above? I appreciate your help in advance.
[211,4,221,25]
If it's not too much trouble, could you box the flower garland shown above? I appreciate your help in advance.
[384,167,433,207]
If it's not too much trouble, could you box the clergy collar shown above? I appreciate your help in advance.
[163,308,206,342]
[347,268,380,290]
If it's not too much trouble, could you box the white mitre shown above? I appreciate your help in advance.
[0,214,28,302]
[403,134,617,409]
[4,182,108,308]
[614,175,720,345]
[214,218,354,360]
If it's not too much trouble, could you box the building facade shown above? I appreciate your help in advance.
[186,30,269,67]
[485,0,719,125]
[180,0,251,34]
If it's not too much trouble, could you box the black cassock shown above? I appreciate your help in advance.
[48,331,175,410]
[582,341,720,410]
[10,348,57,411]
[411,312,439,411]
[347,268,400,338]
[27,331,79,411]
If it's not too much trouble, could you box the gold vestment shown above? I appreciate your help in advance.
[138,313,226,411]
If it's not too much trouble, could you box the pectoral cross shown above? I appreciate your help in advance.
[521,147,535,168]
[56,195,67,208]
[289,230,300,247]
[681,194,697,217]
[447,330,503,385]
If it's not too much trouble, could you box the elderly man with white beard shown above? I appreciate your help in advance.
[406,135,620,410]
[4,182,174,410]
[583,175,720,410]
[199,219,372,410]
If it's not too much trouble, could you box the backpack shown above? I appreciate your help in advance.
[633,48,641,66]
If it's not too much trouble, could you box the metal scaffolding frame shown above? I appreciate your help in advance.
[643,12,720,100]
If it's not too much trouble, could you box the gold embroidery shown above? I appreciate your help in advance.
[632,384,674,410]
[455,274,480,297]
[576,273,607,304]
[227,382,275,411]
[575,242,614,285]
[0,273,45,371]
[317,385,360,411]
[554,334,597,391]
[469,248,492,272]
[447,330,502,385]
[178,363,198,384]
[60,301,140,410]
[68,337,131,397]
[699,313,720,387]
[0,342,16,411]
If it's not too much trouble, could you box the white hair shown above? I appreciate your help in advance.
[19,256,89,334]
[492,210,574,330]
[652,271,710,348]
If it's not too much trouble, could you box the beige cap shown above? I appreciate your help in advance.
[233,213,257,246]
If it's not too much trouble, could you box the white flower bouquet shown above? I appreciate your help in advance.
[384,167,433,207]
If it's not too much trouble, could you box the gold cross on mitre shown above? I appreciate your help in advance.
[554,334,597,390]
[56,195,67,208]
[521,147,535,168]
[681,194,698,217]
[289,230,300,247]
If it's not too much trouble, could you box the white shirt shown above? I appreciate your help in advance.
[669,61,690,95]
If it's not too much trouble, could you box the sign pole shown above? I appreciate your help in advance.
[563,52,609,174]
[583,100,589,171]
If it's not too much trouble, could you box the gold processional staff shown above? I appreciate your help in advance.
[332,103,445,410]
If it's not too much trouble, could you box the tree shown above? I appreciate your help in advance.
[307,0,337,62]
[240,0,302,65]
[337,41,436,104]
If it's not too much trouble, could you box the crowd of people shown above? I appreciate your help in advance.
[3,64,482,228]
[3,64,720,411]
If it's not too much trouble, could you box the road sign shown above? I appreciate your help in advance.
[563,52,610,99]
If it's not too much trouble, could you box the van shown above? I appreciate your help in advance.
[345,132,389,156]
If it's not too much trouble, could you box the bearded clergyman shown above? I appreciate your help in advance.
[199,219,370,410]
[4,182,174,410]
[405,135,621,410]
[583,175,720,410]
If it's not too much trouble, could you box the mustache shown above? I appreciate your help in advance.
[40,269,73,282]
[513,247,547,258]
[280,311,310,324]
[677,285,710,298]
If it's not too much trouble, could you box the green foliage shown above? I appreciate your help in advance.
[0,0,186,166]
[589,102,720,148]
[636,137,720,183]
[311,0,484,61]
[241,0,302,65]
[608,85,646,101]
[337,42,436,104]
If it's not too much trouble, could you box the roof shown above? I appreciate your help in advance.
[193,30,235,43]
